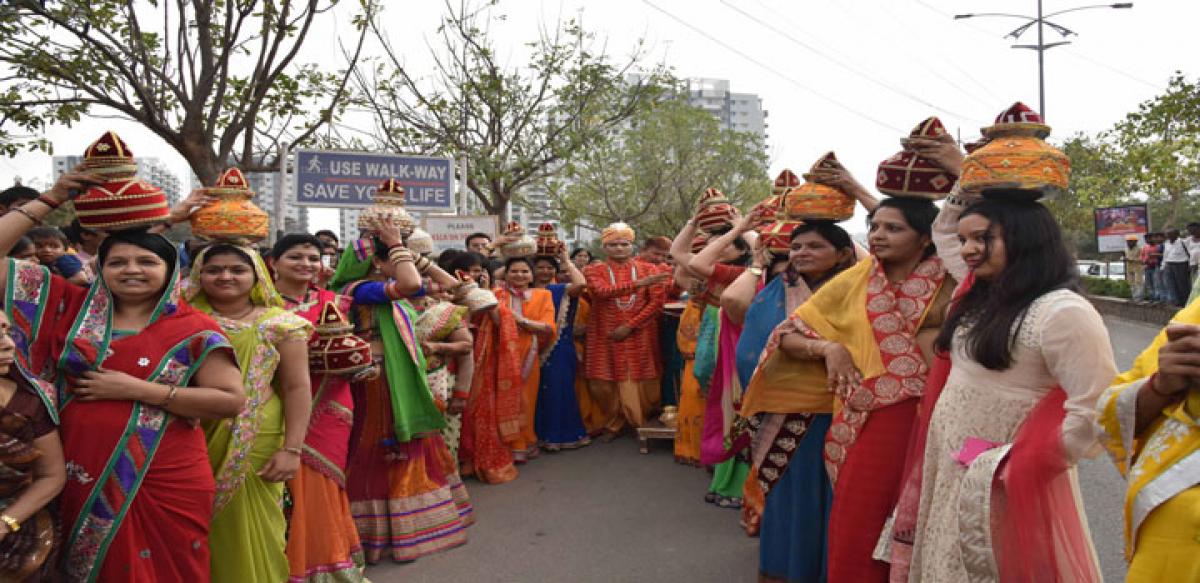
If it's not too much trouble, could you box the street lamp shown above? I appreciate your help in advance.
[955,2,1133,120]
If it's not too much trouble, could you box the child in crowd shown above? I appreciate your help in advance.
[10,236,36,261]
[27,226,91,285]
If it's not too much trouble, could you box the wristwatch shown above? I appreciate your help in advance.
[0,514,20,533]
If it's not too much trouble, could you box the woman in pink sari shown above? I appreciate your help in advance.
[0,170,245,582]
[270,233,365,582]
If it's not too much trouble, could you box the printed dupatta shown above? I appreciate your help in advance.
[186,246,307,512]
[6,256,231,583]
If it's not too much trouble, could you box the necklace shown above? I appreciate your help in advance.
[215,303,257,321]
[606,262,638,311]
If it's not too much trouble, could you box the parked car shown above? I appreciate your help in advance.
[1076,260,1125,281]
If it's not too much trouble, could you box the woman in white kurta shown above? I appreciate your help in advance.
[903,191,1116,582]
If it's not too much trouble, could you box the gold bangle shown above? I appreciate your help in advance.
[281,446,303,456]
[0,514,20,533]
[10,206,41,225]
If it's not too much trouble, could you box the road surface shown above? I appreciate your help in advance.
[367,316,1161,583]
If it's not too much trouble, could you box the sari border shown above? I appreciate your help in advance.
[1130,435,1200,551]
[1115,378,1142,468]
[957,443,1011,583]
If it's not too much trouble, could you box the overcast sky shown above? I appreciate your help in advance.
[2,0,1196,234]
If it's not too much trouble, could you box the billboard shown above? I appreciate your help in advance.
[1094,204,1149,253]
[423,215,500,254]
[294,149,455,211]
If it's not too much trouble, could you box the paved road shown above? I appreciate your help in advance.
[368,316,1162,583]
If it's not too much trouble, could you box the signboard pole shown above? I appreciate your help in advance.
[274,142,289,245]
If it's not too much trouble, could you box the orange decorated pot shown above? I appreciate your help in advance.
[960,102,1069,199]
[191,167,269,244]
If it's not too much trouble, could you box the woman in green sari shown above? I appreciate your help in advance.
[187,244,314,582]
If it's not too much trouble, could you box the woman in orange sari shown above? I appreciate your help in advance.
[448,252,522,484]
[494,257,557,462]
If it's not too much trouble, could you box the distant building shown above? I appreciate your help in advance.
[340,208,362,245]
[685,78,769,140]
[54,155,184,206]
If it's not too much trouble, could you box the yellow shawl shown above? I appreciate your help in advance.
[741,259,886,417]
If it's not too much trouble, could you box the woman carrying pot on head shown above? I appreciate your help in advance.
[187,242,314,583]
[269,233,366,583]
[331,217,475,563]
[0,169,245,581]
[764,190,955,582]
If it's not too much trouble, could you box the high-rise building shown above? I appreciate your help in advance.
[53,155,184,206]
[340,208,362,245]
[685,78,769,139]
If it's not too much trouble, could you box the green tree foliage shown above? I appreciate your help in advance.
[543,97,769,237]
[0,0,373,184]
[1043,134,1130,254]
[348,0,668,220]
[1043,73,1200,254]
[1110,72,1200,229]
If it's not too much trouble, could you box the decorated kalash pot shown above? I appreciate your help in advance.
[357,178,416,236]
[783,152,856,222]
[190,167,270,244]
[875,117,957,201]
[535,222,562,256]
[73,132,171,231]
[497,221,537,259]
[406,228,435,257]
[764,169,801,219]
[960,102,1069,200]
[693,187,738,235]
[309,303,375,377]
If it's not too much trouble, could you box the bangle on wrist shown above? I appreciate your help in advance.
[0,514,20,533]
[157,384,179,408]
[1147,374,1182,399]
[36,195,61,209]
[10,206,41,225]
[280,446,302,456]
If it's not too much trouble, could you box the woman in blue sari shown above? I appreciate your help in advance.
[736,222,859,583]
[532,246,590,451]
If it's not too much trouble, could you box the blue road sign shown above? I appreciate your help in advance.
[294,149,455,211]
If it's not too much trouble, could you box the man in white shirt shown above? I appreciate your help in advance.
[1161,228,1192,306]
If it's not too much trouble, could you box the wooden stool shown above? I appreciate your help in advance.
[636,420,677,454]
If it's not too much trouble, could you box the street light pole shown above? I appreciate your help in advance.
[1036,0,1046,117]
[954,2,1133,120]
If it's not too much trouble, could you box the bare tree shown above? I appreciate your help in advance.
[0,0,375,184]
[348,0,668,220]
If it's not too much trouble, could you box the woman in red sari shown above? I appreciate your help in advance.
[270,233,365,583]
[0,170,245,582]
[772,196,954,582]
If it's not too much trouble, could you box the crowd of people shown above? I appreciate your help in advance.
[0,103,1194,583]
[1123,225,1200,306]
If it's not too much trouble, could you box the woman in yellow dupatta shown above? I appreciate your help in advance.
[1098,300,1200,582]
[743,196,953,583]
[188,244,313,583]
